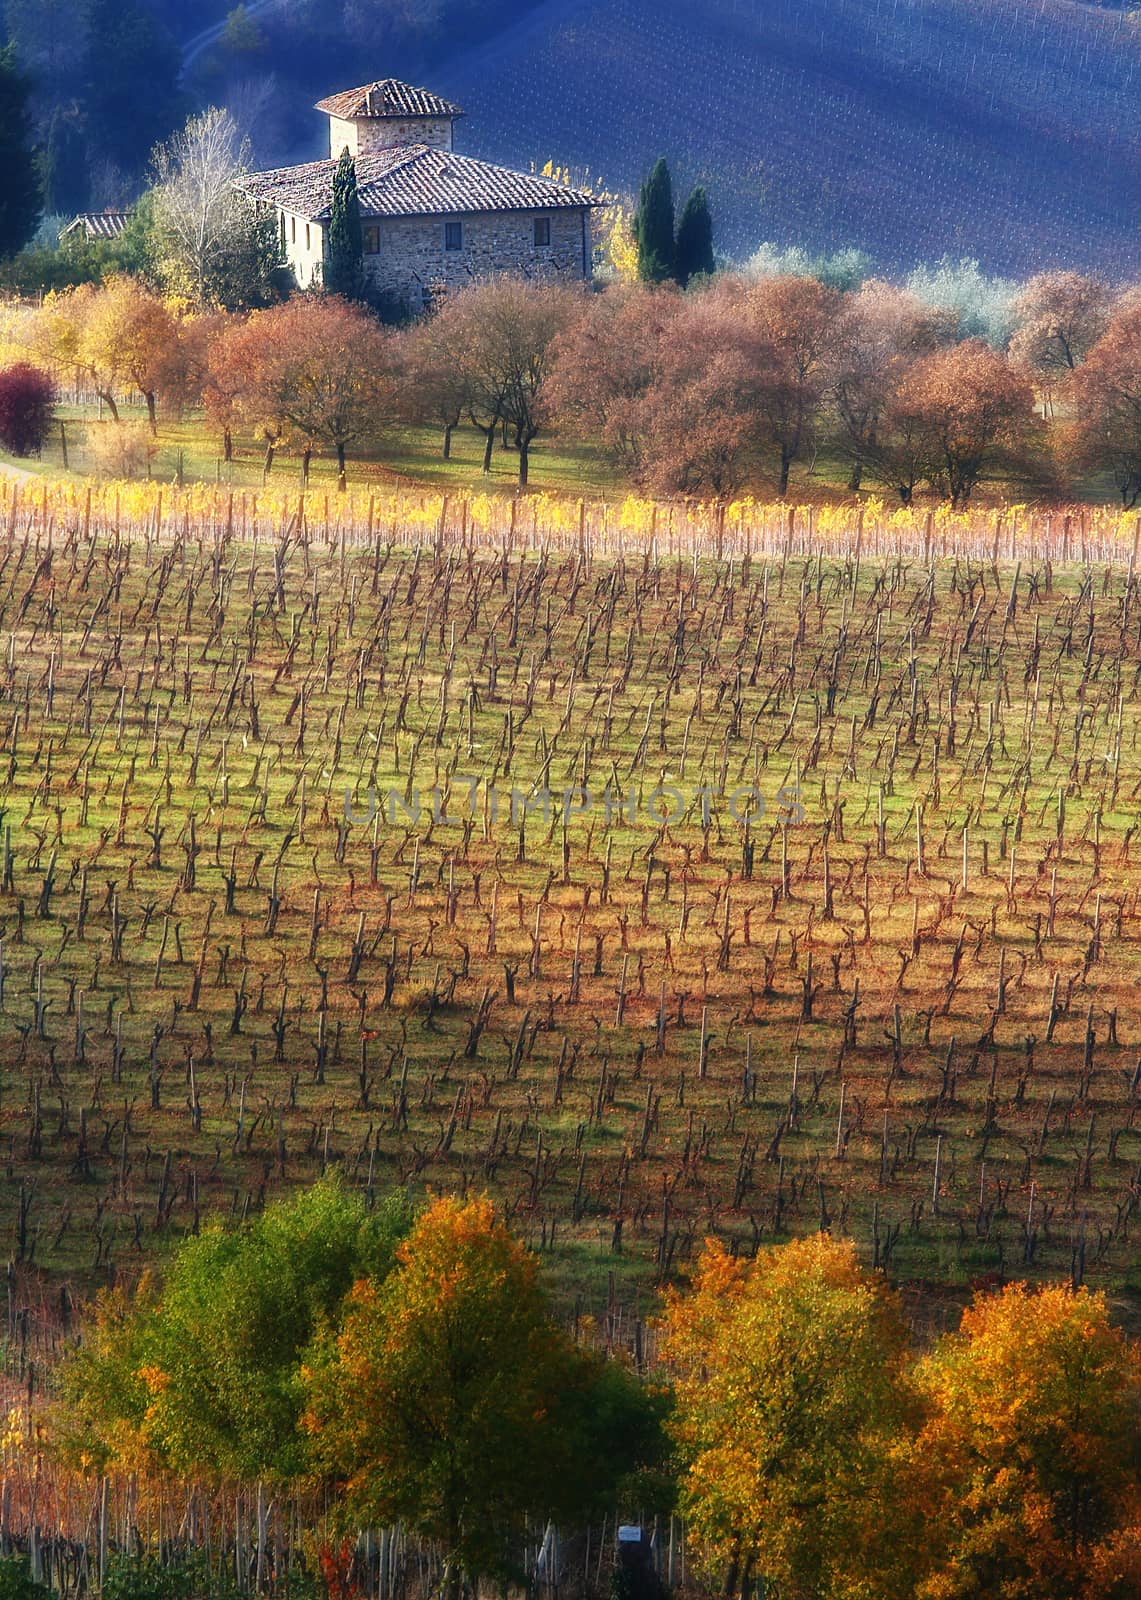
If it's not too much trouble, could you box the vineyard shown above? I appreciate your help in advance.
[0,475,1136,1590]
[0,477,1137,1327]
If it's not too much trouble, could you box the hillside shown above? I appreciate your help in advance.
[420,0,1141,277]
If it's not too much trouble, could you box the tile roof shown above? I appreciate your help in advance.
[237,146,595,222]
[59,212,131,240]
[315,80,463,121]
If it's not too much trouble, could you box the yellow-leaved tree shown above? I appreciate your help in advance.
[538,160,638,283]
[911,1283,1141,1600]
[303,1195,666,1600]
[661,1233,920,1600]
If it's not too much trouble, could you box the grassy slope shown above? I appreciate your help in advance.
[2,407,1126,508]
[0,410,620,498]
[432,0,1141,277]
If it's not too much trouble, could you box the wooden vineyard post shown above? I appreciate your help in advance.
[932,1133,943,1215]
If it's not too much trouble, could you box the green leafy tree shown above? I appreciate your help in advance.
[57,1179,409,1482]
[0,46,40,259]
[905,255,1019,347]
[745,242,873,292]
[325,148,364,300]
[674,186,714,287]
[633,157,675,284]
[304,1196,665,1600]
[52,1274,160,1472]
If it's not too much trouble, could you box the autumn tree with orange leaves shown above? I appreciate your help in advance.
[1010,272,1114,401]
[735,274,844,497]
[398,311,470,461]
[547,283,683,477]
[551,277,842,497]
[629,286,761,495]
[1070,295,1141,509]
[205,296,395,480]
[418,278,581,485]
[304,1196,664,1600]
[661,1234,919,1600]
[830,278,941,493]
[888,340,1039,507]
[79,276,181,436]
[911,1283,1141,1600]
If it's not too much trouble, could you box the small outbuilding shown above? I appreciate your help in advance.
[59,211,131,243]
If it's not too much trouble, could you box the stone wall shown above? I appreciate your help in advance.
[363,208,592,311]
[279,205,593,306]
[327,115,454,158]
[282,212,325,289]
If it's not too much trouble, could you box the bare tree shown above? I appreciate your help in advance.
[830,279,940,494]
[151,108,280,311]
[430,278,580,485]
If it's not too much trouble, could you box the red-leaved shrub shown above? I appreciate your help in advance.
[0,363,56,457]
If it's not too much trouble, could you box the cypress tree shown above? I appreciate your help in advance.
[675,186,715,288]
[325,148,364,300]
[633,157,675,284]
[0,45,40,259]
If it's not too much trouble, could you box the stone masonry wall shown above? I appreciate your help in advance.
[328,115,454,157]
[363,208,592,311]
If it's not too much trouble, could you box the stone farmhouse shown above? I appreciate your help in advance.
[236,79,595,313]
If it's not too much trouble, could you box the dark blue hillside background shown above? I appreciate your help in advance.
[428,0,1141,277]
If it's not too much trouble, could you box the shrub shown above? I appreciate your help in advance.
[102,1553,239,1600]
[86,420,158,481]
[0,362,55,456]
[0,1555,52,1600]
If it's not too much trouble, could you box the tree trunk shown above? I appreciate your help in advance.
[100,389,120,424]
[519,436,531,486]
[223,428,233,463]
[778,449,791,497]
[721,1536,743,1600]
[442,423,453,460]
[301,447,312,484]
[264,437,276,478]
[336,441,347,474]
[144,390,158,437]
[847,459,863,492]
[481,425,496,475]
[441,1558,463,1600]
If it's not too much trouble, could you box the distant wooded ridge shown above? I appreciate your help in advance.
[5,0,1139,276]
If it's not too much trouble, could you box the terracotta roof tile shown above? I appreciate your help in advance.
[237,146,595,222]
[315,80,463,121]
